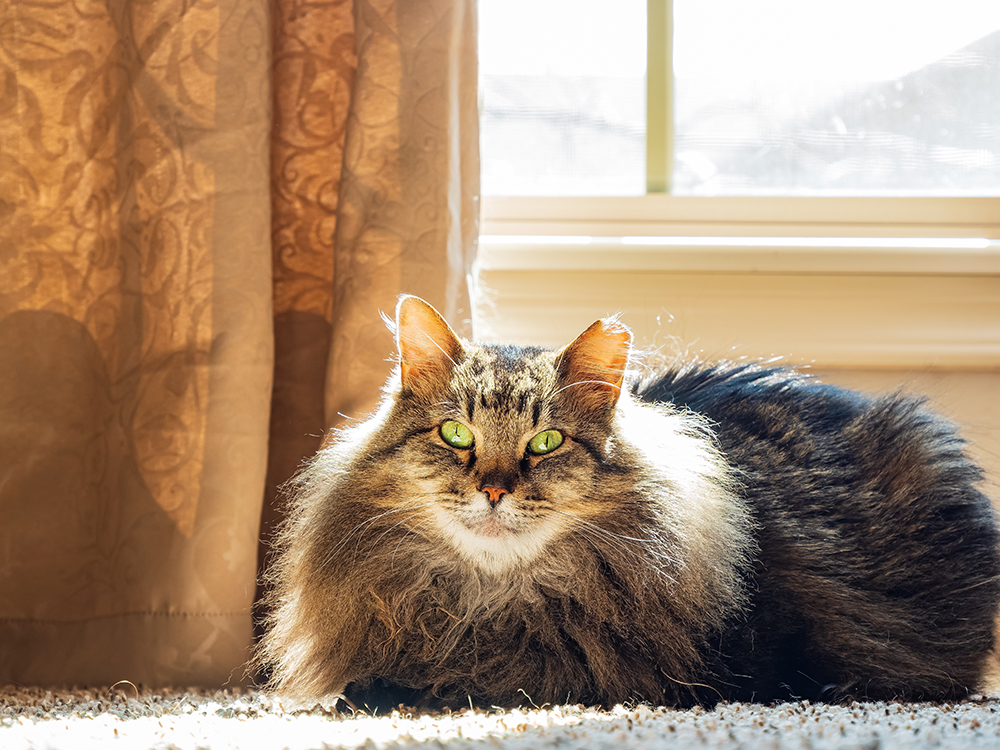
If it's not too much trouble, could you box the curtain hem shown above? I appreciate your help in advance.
[0,613,253,688]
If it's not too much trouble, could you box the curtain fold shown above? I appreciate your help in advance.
[0,0,479,687]
[327,0,479,428]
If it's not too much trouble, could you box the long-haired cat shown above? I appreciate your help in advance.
[257,295,1000,708]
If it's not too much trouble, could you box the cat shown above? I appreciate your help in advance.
[257,294,1000,709]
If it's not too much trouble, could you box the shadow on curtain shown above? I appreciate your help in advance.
[0,0,478,687]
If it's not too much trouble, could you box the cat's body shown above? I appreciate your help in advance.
[641,361,1000,704]
[259,296,1000,708]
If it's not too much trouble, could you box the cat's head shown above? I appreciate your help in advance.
[379,295,634,575]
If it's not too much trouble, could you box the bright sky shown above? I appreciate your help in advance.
[479,0,1000,81]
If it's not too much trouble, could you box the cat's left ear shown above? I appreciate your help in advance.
[556,317,632,411]
[395,295,463,397]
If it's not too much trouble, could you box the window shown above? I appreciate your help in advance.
[479,0,645,196]
[480,0,1000,196]
[475,1,1000,371]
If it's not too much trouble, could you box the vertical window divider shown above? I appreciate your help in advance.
[646,0,673,194]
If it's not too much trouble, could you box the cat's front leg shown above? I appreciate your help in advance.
[260,576,374,700]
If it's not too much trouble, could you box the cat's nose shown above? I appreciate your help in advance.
[480,485,509,508]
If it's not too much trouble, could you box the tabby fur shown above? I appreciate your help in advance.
[257,295,1000,708]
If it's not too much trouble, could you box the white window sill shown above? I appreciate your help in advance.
[479,236,1000,276]
[474,196,1000,370]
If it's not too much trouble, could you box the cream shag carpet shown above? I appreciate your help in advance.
[3,686,1000,750]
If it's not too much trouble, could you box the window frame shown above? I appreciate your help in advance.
[475,3,1000,369]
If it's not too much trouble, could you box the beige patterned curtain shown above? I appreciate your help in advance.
[0,0,479,687]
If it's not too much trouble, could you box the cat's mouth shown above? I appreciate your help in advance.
[463,516,514,538]
[436,504,557,572]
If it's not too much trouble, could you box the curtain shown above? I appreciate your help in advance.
[0,0,479,687]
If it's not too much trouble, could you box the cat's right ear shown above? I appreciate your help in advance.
[556,317,632,413]
[395,295,463,397]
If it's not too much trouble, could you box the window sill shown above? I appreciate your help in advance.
[479,236,1000,276]
[475,197,1000,370]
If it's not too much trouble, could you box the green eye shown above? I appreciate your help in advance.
[440,420,474,449]
[527,429,564,456]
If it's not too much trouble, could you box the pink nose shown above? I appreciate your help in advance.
[481,486,508,507]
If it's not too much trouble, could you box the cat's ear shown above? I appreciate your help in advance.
[556,317,632,411]
[395,295,463,397]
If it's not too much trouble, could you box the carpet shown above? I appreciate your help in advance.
[3,686,1000,749]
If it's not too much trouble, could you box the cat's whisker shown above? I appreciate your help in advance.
[363,503,440,560]
[390,517,434,567]
[420,330,458,367]
[361,515,430,568]
[551,511,652,560]
[559,518,638,558]
[561,504,684,568]
[350,500,441,556]
[552,379,623,397]
[550,510,679,584]
[314,501,441,575]
[555,516,638,554]
[548,508,652,552]
[313,507,408,573]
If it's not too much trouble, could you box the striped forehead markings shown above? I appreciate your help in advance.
[515,390,528,415]
[451,345,556,421]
